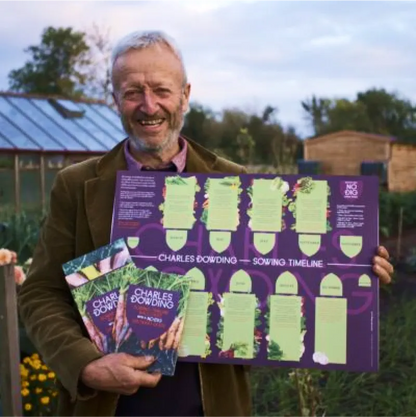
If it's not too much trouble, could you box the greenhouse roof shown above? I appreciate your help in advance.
[0,92,126,153]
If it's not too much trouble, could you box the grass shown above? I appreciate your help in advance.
[250,291,416,416]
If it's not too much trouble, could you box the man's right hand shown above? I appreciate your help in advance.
[80,353,162,395]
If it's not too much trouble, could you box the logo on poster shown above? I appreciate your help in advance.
[340,180,363,200]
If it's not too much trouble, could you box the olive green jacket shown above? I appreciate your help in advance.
[17,138,252,416]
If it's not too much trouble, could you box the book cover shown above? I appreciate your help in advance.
[62,238,191,376]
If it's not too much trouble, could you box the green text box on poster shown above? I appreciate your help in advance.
[296,180,328,234]
[222,293,256,359]
[164,178,196,229]
[180,291,209,357]
[269,295,302,361]
[206,179,239,231]
[251,179,282,232]
[315,297,347,364]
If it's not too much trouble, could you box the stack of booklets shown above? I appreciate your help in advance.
[62,238,191,376]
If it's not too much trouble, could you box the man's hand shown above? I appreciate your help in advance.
[80,353,161,395]
[373,246,394,284]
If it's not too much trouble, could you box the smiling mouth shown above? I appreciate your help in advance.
[138,119,164,126]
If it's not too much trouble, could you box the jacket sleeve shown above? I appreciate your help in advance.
[17,170,103,402]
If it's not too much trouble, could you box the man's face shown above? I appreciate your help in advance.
[112,44,190,153]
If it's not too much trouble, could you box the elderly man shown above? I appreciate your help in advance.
[18,30,393,417]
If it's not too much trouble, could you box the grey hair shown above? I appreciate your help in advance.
[110,30,187,86]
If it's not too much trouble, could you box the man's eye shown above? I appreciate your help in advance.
[124,91,140,99]
[156,88,170,95]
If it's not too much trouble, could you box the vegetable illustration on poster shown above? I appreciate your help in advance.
[110,171,379,372]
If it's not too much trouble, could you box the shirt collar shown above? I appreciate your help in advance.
[123,136,188,172]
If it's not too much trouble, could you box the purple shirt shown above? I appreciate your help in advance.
[116,135,203,417]
[123,136,188,172]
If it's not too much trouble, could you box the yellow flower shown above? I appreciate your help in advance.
[22,381,30,388]
[24,404,32,411]
[20,365,29,378]
[35,388,43,394]
[21,388,30,397]
[38,374,47,382]
[48,371,56,379]
[23,357,31,364]
[40,396,50,405]
[41,365,48,371]
[30,375,36,381]
[32,361,41,370]
[31,353,39,360]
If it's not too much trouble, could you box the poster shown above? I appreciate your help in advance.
[110,172,379,372]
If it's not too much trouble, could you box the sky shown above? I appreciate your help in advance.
[1,0,415,138]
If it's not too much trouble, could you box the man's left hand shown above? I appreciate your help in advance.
[373,246,394,284]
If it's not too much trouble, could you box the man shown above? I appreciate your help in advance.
[18,30,394,417]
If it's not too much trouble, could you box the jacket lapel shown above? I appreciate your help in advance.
[84,140,127,249]
[84,137,219,249]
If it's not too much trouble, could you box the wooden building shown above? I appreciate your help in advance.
[0,91,126,214]
[300,130,416,192]
[388,144,416,192]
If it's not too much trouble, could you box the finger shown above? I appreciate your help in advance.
[137,372,162,388]
[122,354,155,370]
[373,264,391,284]
[373,255,394,275]
[377,246,389,259]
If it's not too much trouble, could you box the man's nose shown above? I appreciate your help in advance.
[140,91,159,115]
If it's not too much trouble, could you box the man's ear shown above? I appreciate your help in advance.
[112,92,121,115]
[182,83,191,113]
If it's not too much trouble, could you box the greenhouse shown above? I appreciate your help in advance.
[0,91,125,213]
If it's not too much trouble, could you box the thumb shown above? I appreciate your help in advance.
[123,354,156,370]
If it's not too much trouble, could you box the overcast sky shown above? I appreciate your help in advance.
[1,0,414,137]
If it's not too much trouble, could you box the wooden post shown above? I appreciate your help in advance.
[397,207,404,260]
[0,264,23,417]
[40,154,46,212]
[14,154,20,213]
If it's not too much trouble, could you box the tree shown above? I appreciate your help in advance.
[8,26,91,98]
[84,23,114,105]
[301,88,416,143]
[236,128,255,165]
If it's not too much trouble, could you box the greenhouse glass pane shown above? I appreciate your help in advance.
[8,97,86,151]
[19,154,40,170]
[76,103,125,143]
[0,153,14,169]
[0,170,15,213]
[45,155,65,169]
[0,97,60,150]
[0,133,13,149]
[20,170,42,212]
[31,100,107,152]
[91,104,125,133]
[0,113,39,149]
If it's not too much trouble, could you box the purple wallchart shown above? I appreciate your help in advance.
[110,171,379,372]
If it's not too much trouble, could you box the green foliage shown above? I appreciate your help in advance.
[302,88,416,143]
[183,103,302,167]
[0,211,43,264]
[8,26,91,97]
[379,190,416,237]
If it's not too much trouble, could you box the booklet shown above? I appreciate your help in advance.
[62,238,192,376]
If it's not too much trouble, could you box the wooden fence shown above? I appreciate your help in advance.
[0,264,22,416]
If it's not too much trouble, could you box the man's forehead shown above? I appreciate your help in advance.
[113,46,184,86]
